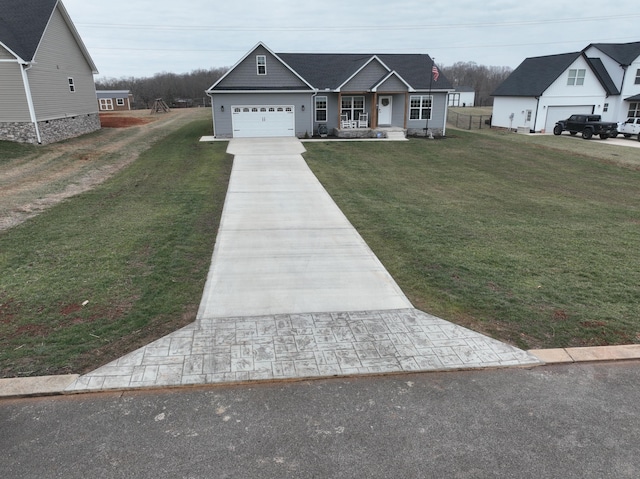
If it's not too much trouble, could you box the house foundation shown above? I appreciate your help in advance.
[0,113,101,145]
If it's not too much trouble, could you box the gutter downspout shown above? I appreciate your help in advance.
[20,62,42,144]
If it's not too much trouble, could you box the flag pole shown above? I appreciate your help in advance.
[426,57,437,139]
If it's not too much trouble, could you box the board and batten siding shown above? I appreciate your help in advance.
[0,62,31,122]
[342,61,388,91]
[29,7,97,121]
[215,46,309,90]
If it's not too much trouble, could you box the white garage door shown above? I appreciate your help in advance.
[545,105,593,132]
[232,105,295,138]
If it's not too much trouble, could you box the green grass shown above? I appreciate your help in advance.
[0,119,232,377]
[304,131,640,349]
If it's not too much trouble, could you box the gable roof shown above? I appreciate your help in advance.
[208,42,452,92]
[0,0,97,72]
[492,51,619,97]
[278,52,452,91]
[587,41,640,66]
[493,52,582,97]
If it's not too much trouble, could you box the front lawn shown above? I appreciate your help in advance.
[0,119,232,377]
[304,131,640,349]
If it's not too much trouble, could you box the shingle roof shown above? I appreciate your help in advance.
[586,57,620,96]
[277,52,453,90]
[626,94,640,101]
[492,52,582,97]
[587,41,640,66]
[0,0,58,61]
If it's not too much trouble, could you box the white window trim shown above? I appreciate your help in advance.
[99,98,113,110]
[68,77,75,93]
[257,55,267,75]
[635,69,640,85]
[340,95,365,120]
[410,95,433,120]
[315,96,328,122]
[567,69,585,86]
[116,98,125,106]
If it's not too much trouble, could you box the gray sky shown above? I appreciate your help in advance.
[62,0,640,80]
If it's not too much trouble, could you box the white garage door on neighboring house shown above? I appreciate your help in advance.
[232,105,295,138]
[545,105,594,132]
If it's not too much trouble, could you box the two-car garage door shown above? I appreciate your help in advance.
[232,105,295,138]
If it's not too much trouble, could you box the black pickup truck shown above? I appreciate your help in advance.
[553,114,618,139]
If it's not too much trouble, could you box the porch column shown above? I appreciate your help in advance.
[404,93,409,130]
[372,93,378,128]
[337,92,342,128]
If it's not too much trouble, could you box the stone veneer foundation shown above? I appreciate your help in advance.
[0,113,101,145]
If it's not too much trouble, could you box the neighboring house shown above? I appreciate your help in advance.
[492,41,640,133]
[448,86,475,107]
[96,90,133,111]
[0,0,100,144]
[206,42,453,139]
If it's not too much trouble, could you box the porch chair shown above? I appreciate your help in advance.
[341,113,352,129]
[358,112,368,128]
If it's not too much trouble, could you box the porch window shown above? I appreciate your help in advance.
[68,77,75,92]
[341,96,364,120]
[257,55,267,75]
[410,95,432,120]
[567,69,585,86]
[315,96,327,122]
[629,102,640,118]
[635,69,640,85]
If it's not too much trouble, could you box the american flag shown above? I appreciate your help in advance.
[432,64,439,82]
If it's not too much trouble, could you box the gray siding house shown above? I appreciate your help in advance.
[206,42,453,139]
[0,0,100,144]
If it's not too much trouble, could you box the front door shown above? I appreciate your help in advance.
[378,96,393,125]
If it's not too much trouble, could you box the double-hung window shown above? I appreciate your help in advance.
[341,96,364,120]
[635,69,640,85]
[315,96,328,122]
[257,55,267,75]
[567,69,585,86]
[410,95,432,120]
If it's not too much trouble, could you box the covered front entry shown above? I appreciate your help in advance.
[231,105,295,138]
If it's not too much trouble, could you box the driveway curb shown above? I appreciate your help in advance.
[3,345,640,399]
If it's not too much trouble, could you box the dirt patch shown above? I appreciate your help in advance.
[0,109,209,232]
[100,112,157,128]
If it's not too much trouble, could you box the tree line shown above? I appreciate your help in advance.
[95,67,228,109]
[95,62,511,110]
[441,62,513,107]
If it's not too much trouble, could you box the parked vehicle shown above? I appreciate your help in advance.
[613,118,640,141]
[553,114,618,139]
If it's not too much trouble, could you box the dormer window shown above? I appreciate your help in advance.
[257,55,267,75]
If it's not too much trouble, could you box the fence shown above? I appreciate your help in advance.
[447,111,491,130]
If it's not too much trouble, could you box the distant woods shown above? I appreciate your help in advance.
[94,62,511,110]
[95,67,228,109]
[441,62,513,106]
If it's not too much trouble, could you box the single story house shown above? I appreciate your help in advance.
[0,0,100,144]
[448,86,475,107]
[96,90,133,111]
[492,41,640,132]
[206,42,453,139]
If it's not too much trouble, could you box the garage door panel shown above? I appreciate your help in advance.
[545,105,593,132]
[232,106,295,138]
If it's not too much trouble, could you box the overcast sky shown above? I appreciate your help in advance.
[61,0,640,80]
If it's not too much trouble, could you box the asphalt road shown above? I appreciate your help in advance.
[2,362,640,478]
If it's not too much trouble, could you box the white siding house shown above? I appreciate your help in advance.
[492,41,640,133]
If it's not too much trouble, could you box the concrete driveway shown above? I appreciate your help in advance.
[197,137,413,318]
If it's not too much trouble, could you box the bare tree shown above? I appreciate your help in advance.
[95,67,228,109]
[441,62,512,106]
